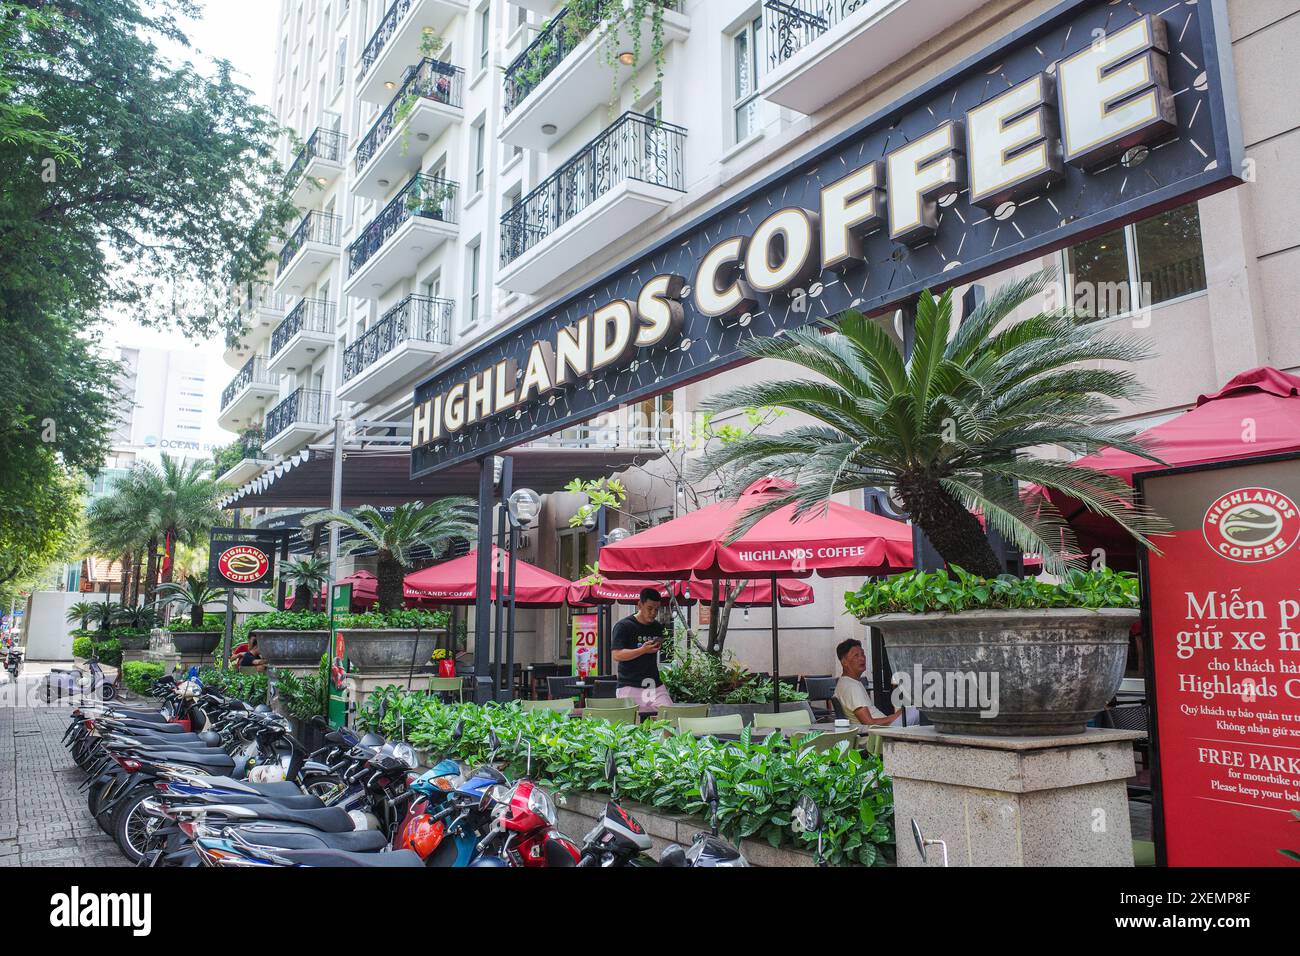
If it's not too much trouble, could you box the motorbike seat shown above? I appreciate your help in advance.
[229,828,388,853]
[107,718,189,732]
[207,803,355,833]
[102,710,171,723]
[139,751,236,771]
[273,848,425,867]
[198,778,305,798]
[175,791,323,810]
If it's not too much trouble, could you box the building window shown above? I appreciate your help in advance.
[1063,202,1207,321]
[478,5,491,73]
[731,16,762,144]
[467,239,481,327]
[473,119,486,194]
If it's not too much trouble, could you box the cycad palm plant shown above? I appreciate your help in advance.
[302,499,476,611]
[65,600,100,632]
[154,575,228,629]
[283,556,330,612]
[693,273,1168,576]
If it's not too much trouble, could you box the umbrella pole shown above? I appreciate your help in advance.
[770,574,780,714]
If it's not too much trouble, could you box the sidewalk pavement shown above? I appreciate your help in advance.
[0,663,127,867]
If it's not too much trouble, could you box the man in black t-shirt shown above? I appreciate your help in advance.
[612,587,674,713]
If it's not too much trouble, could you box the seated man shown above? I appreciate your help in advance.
[612,587,674,713]
[230,636,267,673]
[834,638,901,727]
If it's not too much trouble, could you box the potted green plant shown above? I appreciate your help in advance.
[247,609,331,667]
[302,500,474,673]
[695,274,1168,736]
[154,575,228,655]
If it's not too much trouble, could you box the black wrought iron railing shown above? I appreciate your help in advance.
[503,1,679,114]
[279,211,343,276]
[358,0,424,85]
[356,59,465,172]
[220,357,276,411]
[348,174,459,277]
[266,388,331,439]
[270,298,337,357]
[286,127,348,188]
[342,294,454,382]
[500,111,685,267]
[763,0,870,70]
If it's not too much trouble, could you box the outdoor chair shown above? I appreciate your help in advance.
[803,729,858,753]
[546,675,583,705]
[530,663,561,699]
[585,708,637,726]
[656,703,709,725]
[427,676,463,704]
[753,710,812,732]
[677,714,744,737]
[865,731,884,757]
[591,677,619,699]
[803,676,839,719]
[584,696,636,711]
[521,698,574,715]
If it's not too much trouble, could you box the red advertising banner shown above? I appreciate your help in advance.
[1140,455,1300,866]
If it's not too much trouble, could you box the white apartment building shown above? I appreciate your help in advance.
[217,0,1300,676]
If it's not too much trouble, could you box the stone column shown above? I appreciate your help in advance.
[875,726,1144,867]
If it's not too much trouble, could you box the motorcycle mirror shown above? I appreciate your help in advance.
[377,699,387,723]
[912,818,928,864]
[489,784,512,805]
[700,769,718,806]
[488,729,500,756]
[603,748,617,785]
[659,844,688,868]
[451,719,464,741]
[792,795,822,834]
[310,715,328,730]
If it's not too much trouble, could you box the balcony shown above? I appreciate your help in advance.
[267,298,336,377]
[344,174,459,299]
[287,128,348,207]
[498,112,685,294]
[356,0,469,106]
[264,388,332,458]
[760,0,989,115]
[218,357,279,432]
[276,211,343,295]
[500,0,689,151]
[217,445,270,486]
[223,286,289,368]
[352,58,464,202]
[338,294,453,405]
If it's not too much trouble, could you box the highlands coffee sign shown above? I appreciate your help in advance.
[411,0,1243,477]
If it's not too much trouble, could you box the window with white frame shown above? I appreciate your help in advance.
[730,15,763,144]
[478,5,491,73]
[467,239,481,328]
[473,119,486,194]
[1062,202,1207,321]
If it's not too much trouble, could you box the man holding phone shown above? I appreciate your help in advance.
[612,587,674,713]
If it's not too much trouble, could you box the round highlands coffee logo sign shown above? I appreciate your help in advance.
[216,545,270,584]
[1202,487,1299,564]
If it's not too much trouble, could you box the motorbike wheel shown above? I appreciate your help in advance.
[112,788,160,865]
[302,773,345,802]
[87,778,112,820]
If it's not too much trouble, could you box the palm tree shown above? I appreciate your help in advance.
[282,556,330,612]
[302,500,476,611]
[150,455,226,585]
[692,273,1169,576]
[85,490,144,606]
[65,600,99,632]
[154,575,228,629]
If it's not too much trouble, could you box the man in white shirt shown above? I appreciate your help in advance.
[834,639,901,727]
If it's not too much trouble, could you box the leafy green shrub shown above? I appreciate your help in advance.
[95,639,122,666]
[358,689,894,867]
[845,566,1140,618]
[335,607,450,630]
[723,676,807,704]
[272,656,329,722]
[123,661,165,695]
[167,612,224,633]
[72,636,94,659]
[658,628,806,704]
[198,666,268,705]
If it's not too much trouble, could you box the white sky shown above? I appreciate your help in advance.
[102,0,281,446]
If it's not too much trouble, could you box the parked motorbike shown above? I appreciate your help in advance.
[4,646,20,681]
[658,771,750,867]
[577,748,654,867]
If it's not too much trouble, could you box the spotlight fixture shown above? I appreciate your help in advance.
[541,123,557,135]
[617,51,635,66]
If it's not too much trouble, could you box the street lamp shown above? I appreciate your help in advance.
[507,488,541,530]
[605,527,632,545]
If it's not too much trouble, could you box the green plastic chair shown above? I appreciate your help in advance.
[677,714,744,737]
[521,698,574,714]
[865,730,884,757]
[656,704,709,725]
[586,708,637,725]
[803,729,858,753]
[583,696,637,711]
[1132,839,1156,867]
[428,676,463,703]
[753,710,812,732]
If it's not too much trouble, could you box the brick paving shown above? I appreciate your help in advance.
[0,666,128,867]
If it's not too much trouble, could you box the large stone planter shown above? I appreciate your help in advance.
[341,628,445,674]
[860,608,1137,737]
[170,631,222,656]
[254,630,329,667]
[115,633,152,651]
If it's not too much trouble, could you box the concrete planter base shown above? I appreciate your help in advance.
[342,628,445,674]
[861,608,1138,736]
[254,630,329,667]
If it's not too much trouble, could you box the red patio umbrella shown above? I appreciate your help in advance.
[1038,367,1300,568]
[598,477,913,710]
[404,548,572,608]
[675,575,815,608]
[285,570,442,611]
[567,574,814,608]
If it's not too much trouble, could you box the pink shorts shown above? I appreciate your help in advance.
[616,683,673,713]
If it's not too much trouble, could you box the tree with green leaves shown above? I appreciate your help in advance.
[693,273,1170,576]
[154,574,226,629]
[0,0,296,588]
[282,557,330,613]
[303,501,477,611]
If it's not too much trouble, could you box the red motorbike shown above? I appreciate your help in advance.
[470,736,579,867]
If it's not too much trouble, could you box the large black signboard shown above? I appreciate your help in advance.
[208,528,280,590]
[412,0,1242,477]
